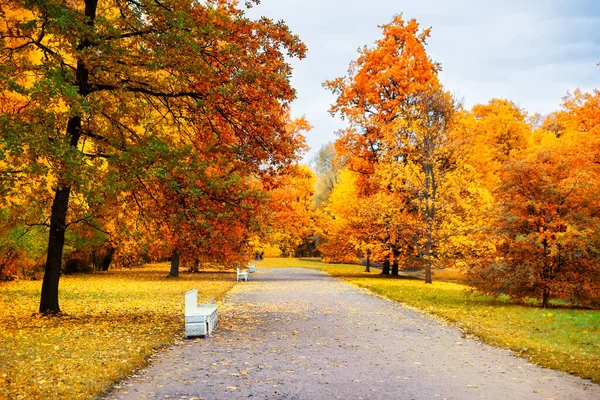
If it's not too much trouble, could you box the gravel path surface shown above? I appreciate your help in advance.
[105,268,600,400]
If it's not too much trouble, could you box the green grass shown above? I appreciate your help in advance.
[256,258,600,384]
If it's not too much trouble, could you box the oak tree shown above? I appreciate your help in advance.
[0,0,306,313]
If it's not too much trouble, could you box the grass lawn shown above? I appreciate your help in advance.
[0,263,237,399]
[256,258,600,384]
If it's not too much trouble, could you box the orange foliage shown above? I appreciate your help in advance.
[468,136,600,307]
[255,164,317,257]
[0,0,308,310]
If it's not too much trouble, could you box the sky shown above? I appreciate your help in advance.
[245,0,600,162]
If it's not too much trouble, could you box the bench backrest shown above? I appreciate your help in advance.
[185,289,198,314]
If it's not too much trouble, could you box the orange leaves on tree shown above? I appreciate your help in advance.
[324,15,488,281]
[324,14,439,175]
[0,0,308,310]
[252,163,317,257]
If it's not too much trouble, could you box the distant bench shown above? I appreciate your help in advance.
[237,266,249,281]
[184,289,218,338]
[237,263,257,281]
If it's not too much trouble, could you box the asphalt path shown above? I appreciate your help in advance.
[105,268,600,399]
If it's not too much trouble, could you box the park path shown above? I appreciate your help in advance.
[105,268,600,400]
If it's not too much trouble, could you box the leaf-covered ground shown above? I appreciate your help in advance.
[0,263,236,399]
[256,258,600,384]
[106,267,599,399]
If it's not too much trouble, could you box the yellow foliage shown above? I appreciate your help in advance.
[0,263,236,399]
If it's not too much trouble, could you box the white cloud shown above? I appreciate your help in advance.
[245,0,600,161]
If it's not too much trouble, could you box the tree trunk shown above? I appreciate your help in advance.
[101,246,115,271]
[381,259,390,275]
[38,0,98,314]
[38,121,83,312]
[170,250,180,278]
[424,224,434,284]
[424,261,432,284]
[391,247,399,276]
[306,238,314,257]
[541,287,550,308]
[39,186,72,313]
[365,251,371,273]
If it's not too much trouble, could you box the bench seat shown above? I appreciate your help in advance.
[185,289,218,338]
[237,266,249,281]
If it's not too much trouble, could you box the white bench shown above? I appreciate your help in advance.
[184,289,218,338]
[248,263,256,273]
[237,266,248,281]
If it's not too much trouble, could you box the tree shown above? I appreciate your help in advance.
[456,99,531,192]
[545,89,600,136]
[257,163,317,257]
[471,99,530,160]
[0,0,306,313]
[325,15,484,282]
[122,144,266,277]
[465,89,600,307]
[317,168,362,264]
[311,143,342,208]
[325,15,438,176]
[469,138,600,307]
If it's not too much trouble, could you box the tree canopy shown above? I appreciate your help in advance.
[0,0,307,313]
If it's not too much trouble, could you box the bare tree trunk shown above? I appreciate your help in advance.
[424,262,432,283]
[306,238,314,257]
[391,247,399,276]
[424,238,433,284]
[541,288,550,308]
[101,246,115,271]
[39,186,72,313]
[381,259,390,275]
[365,250,371,273]
[170,250,180,278]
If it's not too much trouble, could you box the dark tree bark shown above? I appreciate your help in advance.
[39,186,72,313]
[101,246,115,271]
[365,251,371,273]
[542,288,550,308]
[391,247,399,276]
[391,260,399,276]
[38,0,98,313]
[170,250,180,278]
[381,259,390,275]
[305,238,314,257]
[424,239,433,284]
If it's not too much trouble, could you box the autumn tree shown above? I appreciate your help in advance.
[255,163,316,257]
[317,168,362,264]
[117,145,257,277]
[541,89,600,138]
[0,0,306,313]
[326,15,486,282]
[455,99,531,192]
[471,99,530,160]
[311,143,342,208]
[465,89,600,307]
[319,167,418,273]
[468,138,600,307]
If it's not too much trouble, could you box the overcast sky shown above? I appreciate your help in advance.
[245,0,600,162]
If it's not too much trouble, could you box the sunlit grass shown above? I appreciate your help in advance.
[256,258,600,384]
[0,263,237,399]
